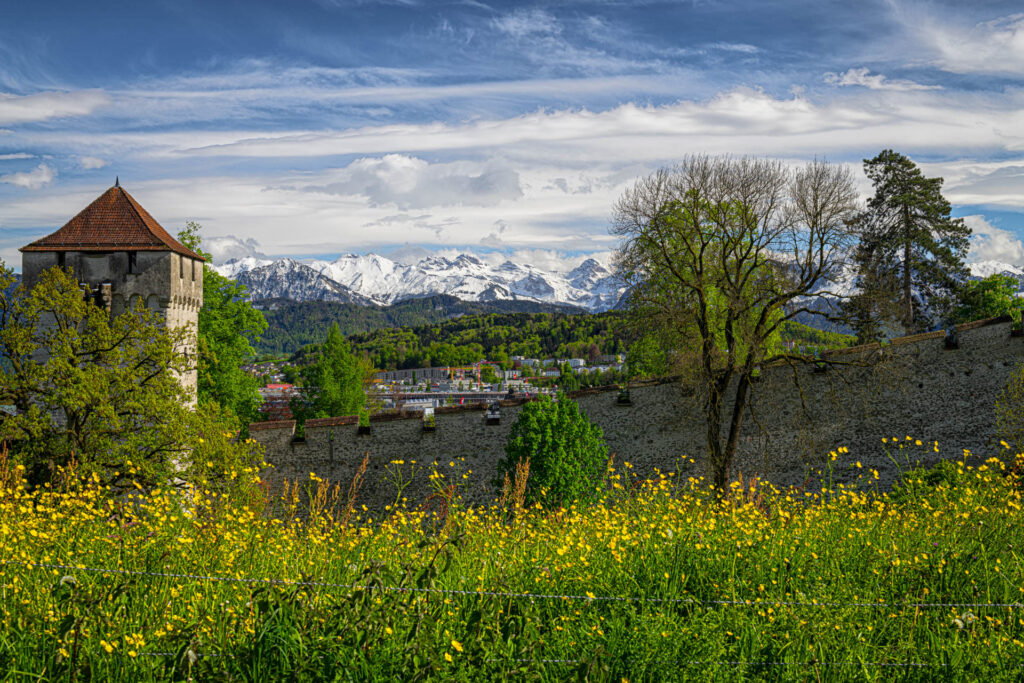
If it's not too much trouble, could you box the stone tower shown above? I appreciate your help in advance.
[19,183,205,398]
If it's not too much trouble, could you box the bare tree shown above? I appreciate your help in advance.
[612,156,859,489]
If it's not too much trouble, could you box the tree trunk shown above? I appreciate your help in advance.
[903,205,913,334]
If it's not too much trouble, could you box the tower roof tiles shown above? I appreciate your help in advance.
[20,185,205,260]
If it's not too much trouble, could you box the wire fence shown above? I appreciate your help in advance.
[4,558,1024,610]
[6,558,1024,671]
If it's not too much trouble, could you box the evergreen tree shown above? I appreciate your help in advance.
[846,150,970,337]
[291,323,369,423]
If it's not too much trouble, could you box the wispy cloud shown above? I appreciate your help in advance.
[824,67,941,91]
[0,152,32,160]
[0,90,109,125]
[894,6,1024,76]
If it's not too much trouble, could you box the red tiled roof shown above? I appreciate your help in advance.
[20,185,205,260]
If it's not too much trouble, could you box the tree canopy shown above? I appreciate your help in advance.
[0,262,259,487]
[845,150,971,338]
[613,155,859,488]
[290,323,372,425]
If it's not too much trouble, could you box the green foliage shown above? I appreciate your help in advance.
[255,295,584,356]
[626,333,671,379]
[846,149,971,338]
[501,393,608,506]
[0,262,261,487]
[290,323,371,424]
[954,274,1024,324]
[178,223,267,427]
[330,308,630,371]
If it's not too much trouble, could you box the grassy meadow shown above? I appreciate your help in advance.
[2,442,1024,681]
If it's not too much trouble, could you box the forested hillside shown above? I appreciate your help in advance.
[254,295,584,355]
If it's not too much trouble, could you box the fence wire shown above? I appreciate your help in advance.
[4,559,1023,610]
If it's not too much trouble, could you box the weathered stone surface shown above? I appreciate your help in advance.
[252,318,1024,512]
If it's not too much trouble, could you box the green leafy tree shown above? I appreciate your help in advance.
[613,156,858,489]
[0,262,258,486]
[500,393,608,507]
[291,323,371,424]
[846,150,971,337]
[178,222,267,427]
[954,274,1024,324]
[626,333,671,379]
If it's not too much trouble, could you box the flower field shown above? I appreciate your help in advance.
[2,444,1024,682]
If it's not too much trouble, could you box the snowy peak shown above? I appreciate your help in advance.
[213,251,627,312]
[969,260,1024,279]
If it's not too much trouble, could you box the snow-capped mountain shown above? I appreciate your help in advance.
[230,258,375,306]
[968,260,1024,282]
[214,252,626,312]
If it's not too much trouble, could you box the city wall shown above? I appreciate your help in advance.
[250,316,1024,512]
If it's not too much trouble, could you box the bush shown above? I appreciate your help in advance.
[500,393,608,507]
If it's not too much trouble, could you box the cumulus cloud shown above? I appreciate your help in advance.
[78,156,107,170]
[0,90,109,125]
[303,154,523,209]
[0,163,55,189]
[824,67,940,91]
[204,235,268,263]
[965,215,1024,266]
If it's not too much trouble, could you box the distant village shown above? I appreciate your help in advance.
[249,353,626,420]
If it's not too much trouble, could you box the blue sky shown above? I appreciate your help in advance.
[1,0,1023,270]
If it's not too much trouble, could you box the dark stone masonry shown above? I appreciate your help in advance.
[250,316,1024,512]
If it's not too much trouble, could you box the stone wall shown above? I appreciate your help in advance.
[250,316,1024,512]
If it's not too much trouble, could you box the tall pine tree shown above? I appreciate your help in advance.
[846,150,970,338]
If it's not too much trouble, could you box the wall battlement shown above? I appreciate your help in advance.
[251,315,1024,511]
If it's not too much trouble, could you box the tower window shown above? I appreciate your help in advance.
[179,254,184,279]
[57,252,65,268]
[128,252,138,274]
[191,258,196,281]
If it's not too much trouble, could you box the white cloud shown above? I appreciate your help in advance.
[173,87,1024,164]
[823,67,940,91]
[965,215,1024,267]
[896,8,1024,76]
[0,90,109,125]
[204,235,268,264]
[0,152,32,160]
[78,156,107,170]
[301,154,523,209]
[925,161,1024,209]
[0,163,55,189]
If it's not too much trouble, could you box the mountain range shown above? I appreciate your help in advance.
[215,252,625,312]
[213,252,1024,315]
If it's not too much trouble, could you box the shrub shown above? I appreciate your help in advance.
[500,393,608,507]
